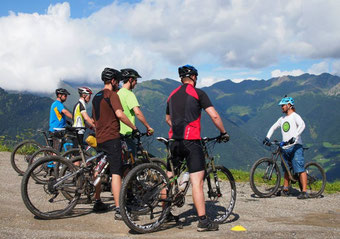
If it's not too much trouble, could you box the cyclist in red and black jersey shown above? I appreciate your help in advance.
[166,65,230,232]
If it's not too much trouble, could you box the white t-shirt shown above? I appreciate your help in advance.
[266,112,305,148]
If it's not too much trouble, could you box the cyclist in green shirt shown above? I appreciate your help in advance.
[118,68,154,156]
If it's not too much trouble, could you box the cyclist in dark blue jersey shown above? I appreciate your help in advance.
[166,65,230,232]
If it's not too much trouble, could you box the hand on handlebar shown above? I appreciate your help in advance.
[263,137,271,146]
[147,127,154,136]
[132,128,141,138]
[219,132,230,142]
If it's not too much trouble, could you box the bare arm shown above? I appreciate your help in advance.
[205,106,226,133]
[115,109,137,130]
[61,108,73,120]
[133,106,153,133]
[165,114,172,127]
[81,111,95,129]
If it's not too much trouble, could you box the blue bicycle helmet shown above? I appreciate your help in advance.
[178,65,198,78]
[278,96,294,106]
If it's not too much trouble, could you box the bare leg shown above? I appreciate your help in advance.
[94,172,101,200]
[111,174,121,207]
[299,171,307,192]
[283,171,290,188]
[190,170,205,216]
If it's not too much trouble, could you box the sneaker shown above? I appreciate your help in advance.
[280,189,290,197]
[197,218,219,232]
[114,210,123,220]
[297,191,309,200]
[93,200,109,212]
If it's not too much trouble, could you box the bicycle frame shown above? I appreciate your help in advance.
[269,142,299,183]
[157,136,223,204]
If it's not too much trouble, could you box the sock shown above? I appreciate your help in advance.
[283,186,289,191]
[116,207,120,213]
[199,215,207,221]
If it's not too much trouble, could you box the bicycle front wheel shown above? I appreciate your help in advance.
[206,166,236,223]
[21,156,81,219]
[28,147,60,184]
[250,158,281,197]
[11,140,42,175]
[119,163,170,234]
[305,162,326,198]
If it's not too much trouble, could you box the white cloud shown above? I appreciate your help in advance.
[1,0,340,92]
[332,60,340,76]
[271,69,305,78]
[307,61,329,75]
[197,77,225,88]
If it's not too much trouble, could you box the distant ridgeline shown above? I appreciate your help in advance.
[0,73,339,181]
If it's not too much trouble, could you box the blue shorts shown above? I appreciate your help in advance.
[281,144,305,174]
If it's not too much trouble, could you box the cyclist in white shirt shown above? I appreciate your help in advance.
[263,96,308,199]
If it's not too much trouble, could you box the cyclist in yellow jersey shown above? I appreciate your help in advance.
[118,68,154,156]
[72,87,95,129]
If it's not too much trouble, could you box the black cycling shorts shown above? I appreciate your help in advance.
[97,138,122,176]
[167,140,205,173]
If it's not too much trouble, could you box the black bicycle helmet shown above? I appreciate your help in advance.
[55,88,70,96]
[101,67,121,82]
[120,68,142,79]
[178,65,198,78]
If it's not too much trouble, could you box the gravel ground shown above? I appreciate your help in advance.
[1,151,339,239]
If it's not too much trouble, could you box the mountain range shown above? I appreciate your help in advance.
[1,73,339,181]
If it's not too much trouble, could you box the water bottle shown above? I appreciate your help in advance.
[179,172,190,191]
[93,156,108,186]
[94,155,107,173]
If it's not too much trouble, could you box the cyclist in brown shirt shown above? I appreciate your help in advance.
[92,67,139,220]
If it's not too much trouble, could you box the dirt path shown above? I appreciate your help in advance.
[1,151,339,239]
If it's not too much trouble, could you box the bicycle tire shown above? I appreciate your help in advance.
[304,162,326,198]
[206,166,236,223]
[21,155,81,219]
[28,147,60,184]
[119,163,170,234]
[11,140,42,175]
[150,158,167,170]
[250,157,281,197]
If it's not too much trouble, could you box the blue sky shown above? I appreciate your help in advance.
[1,0,340,92]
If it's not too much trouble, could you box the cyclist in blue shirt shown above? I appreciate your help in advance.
[49,88,73,149]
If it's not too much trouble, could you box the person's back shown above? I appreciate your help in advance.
[167,83,210,140]
[92,88,121,143]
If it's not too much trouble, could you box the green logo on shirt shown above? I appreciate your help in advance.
[283,122,290,132]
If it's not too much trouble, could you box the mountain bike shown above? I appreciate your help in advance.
[11,128,76,175]
[10,129,51,175]
[249,140,326,198]
[119,135,236,233]
[21,128,166,219]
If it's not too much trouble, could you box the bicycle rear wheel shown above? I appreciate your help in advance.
[250,158,281,197]
[21,156,81,219]
[11,140,42,175]
[304,162,326,198]
[119,163,170,234]
[206,166,236,223]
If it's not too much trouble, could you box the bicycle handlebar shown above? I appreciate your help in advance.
[156,135,227,145]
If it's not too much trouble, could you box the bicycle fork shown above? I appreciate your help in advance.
[206,160,222,199]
